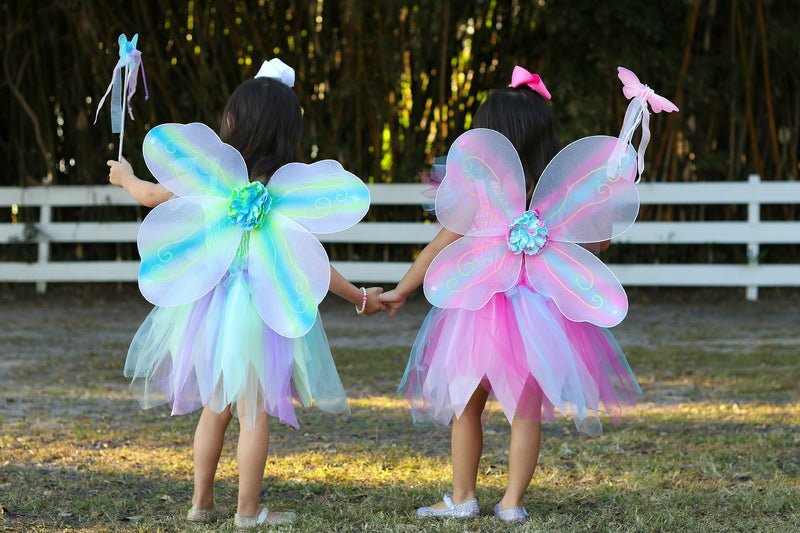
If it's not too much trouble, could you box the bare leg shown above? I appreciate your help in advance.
[500,416,541,509]
[430,386,489,509]
[236,402,270,517]
[192,405,234,509]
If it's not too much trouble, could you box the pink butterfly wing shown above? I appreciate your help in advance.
[646,92,679,113]
[622,85,641,100]
[424,235,522,310]
[617,66,641,87]
[435,129,527,237]
[530,136,639,243]
[525,241,628,327]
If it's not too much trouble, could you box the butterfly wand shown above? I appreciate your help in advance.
[608,66,679,182]
[94,33,149,161]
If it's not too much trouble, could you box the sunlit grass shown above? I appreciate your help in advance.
[1,305,799,531]
[2,397,798,532]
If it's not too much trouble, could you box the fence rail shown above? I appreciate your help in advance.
[1,176,799,300]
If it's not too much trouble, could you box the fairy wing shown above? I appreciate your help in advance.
[424,235,522,310]
[248,212,331,338]
[531,135,639,243]
[435,129,527,237]
[243,159,368,337]
[138,196,242,307]
[525,135,636,326]
[143,122,249,198]
[267,160,369,234]
[526,241,627,327]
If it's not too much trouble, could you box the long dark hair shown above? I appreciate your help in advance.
[219,77,303,183]
[473,85,560,199]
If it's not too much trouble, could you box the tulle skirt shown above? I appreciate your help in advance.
[124,265,349,429]
[399,283,641,435]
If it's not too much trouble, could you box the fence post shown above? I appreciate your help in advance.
[746,174,760,301]
[36,200,51,294]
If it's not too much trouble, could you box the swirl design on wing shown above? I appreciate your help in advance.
[163,139,177,154]
[445,240,508,294]
[146,225,209,283]
[460,156,510,230]
[540,245,604,310]
[271,184,351,220]
[154,127,238,194]
[313,197,332,216]
[260,224,313,316]
[546,165,621,234]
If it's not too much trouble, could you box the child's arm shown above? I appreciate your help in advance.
[329,266,386,316]
[378,227,461,317]
[107,157,173,208]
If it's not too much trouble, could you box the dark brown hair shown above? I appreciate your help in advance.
[473,85,560,199]
[219,77,303,183]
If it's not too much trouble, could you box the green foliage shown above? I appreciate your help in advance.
[2,0,799,188]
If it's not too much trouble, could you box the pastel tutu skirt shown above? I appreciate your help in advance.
[124,263,348,429]
[399,283,641,435]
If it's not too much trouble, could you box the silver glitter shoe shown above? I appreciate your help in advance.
[494,502,528,523]
[416,493,480,519]
[186,505,216,524]
[234,507,297,529]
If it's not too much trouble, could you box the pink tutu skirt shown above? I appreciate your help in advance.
[399,283,641,435]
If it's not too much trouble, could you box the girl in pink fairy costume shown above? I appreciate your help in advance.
[380,66,677,523]
[108,59,384,529]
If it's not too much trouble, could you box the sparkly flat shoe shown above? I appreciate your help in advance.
[494,502,528,523]
[234,507,297,529]
[416,493,480,519]
[186,505,216,524]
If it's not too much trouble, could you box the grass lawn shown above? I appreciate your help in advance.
[1,295,798,532]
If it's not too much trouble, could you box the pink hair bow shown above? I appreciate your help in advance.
[510,66,551,100]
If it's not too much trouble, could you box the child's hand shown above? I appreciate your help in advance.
[361,287,387,317]
[107,156,135,188]
[378,289,407,318]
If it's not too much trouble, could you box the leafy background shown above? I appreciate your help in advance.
[1,0,799,264]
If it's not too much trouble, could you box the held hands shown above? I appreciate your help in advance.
[107,156,135,188]
[358,287,387,317]
[377,288,407,318]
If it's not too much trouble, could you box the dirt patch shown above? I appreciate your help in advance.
[1,290,798,417]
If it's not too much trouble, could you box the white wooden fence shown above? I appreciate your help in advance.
[1,176,799,300]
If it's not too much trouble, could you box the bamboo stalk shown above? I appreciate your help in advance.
[3,6,53,184]
[755,0,781,177]
[728,0,738,180]
[736,4,763,178]
[655,0,701,182]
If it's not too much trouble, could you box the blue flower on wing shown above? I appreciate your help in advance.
[228,181,272,231]
[507,209,548,255]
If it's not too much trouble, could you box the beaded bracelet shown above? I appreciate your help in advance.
[355,287,368,315]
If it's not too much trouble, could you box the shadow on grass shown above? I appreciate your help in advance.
[2,447,798,533]
[2,298,799,531]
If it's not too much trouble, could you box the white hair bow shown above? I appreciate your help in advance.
[255,58,295,88]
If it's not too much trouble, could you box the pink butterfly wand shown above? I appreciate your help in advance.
[610,66,678,182]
